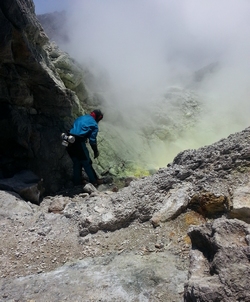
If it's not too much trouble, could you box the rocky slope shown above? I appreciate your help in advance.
[1,1,250,301]
[0,126,250,301]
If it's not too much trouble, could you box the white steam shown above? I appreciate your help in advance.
[58,0,250,170]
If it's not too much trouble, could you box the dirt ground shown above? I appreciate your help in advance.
[0,193,205,280]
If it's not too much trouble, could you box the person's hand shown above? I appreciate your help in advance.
[90,143,99,158]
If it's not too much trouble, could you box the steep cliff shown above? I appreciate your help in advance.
[0,0,89,193]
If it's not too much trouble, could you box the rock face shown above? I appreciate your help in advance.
[229,183,250,223]
[184,218,250,302]
[0,0,89,194]
[62,126,250,237]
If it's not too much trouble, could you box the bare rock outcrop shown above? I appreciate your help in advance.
[184,218,250,302]
[60,126,250,237]
[0,0,87,194]
[0,126,250,301]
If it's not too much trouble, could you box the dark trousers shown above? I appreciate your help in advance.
[67,140,98,185]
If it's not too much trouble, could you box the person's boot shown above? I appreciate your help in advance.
[94,176,113,186]
[95,178,104,185]
[102,176,113,184]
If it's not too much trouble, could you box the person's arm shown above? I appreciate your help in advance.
[89,124,99,158]
[90,143,99,158]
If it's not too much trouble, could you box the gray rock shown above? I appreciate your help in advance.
[1,124,250,301]
[0,190,33,218]
[184,218,250,301]
[229,183,250,223]
[151,183,193,227]
[0,252,187,302]
[0,0,87,194]
[83,183,98,194]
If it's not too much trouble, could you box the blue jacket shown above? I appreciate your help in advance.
[69,114,99,144]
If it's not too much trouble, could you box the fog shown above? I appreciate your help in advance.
[40,0,250,170]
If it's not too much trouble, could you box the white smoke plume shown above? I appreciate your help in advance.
[35,0,250,170]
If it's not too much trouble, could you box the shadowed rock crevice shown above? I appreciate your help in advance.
[188,226,218,263]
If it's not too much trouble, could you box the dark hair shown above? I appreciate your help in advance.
[91,109,104,122]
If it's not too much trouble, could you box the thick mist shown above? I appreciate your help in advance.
[59,0,250,170]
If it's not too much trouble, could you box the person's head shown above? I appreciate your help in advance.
[90,109,104,123]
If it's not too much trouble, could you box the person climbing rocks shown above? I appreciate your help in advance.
[65,109,112,186]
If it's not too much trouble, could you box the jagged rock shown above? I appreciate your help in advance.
[0,0,88,194]
[0,124,250,301]
[52,51,83,89]
[54,127,250,237]
[184,218,250,301]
